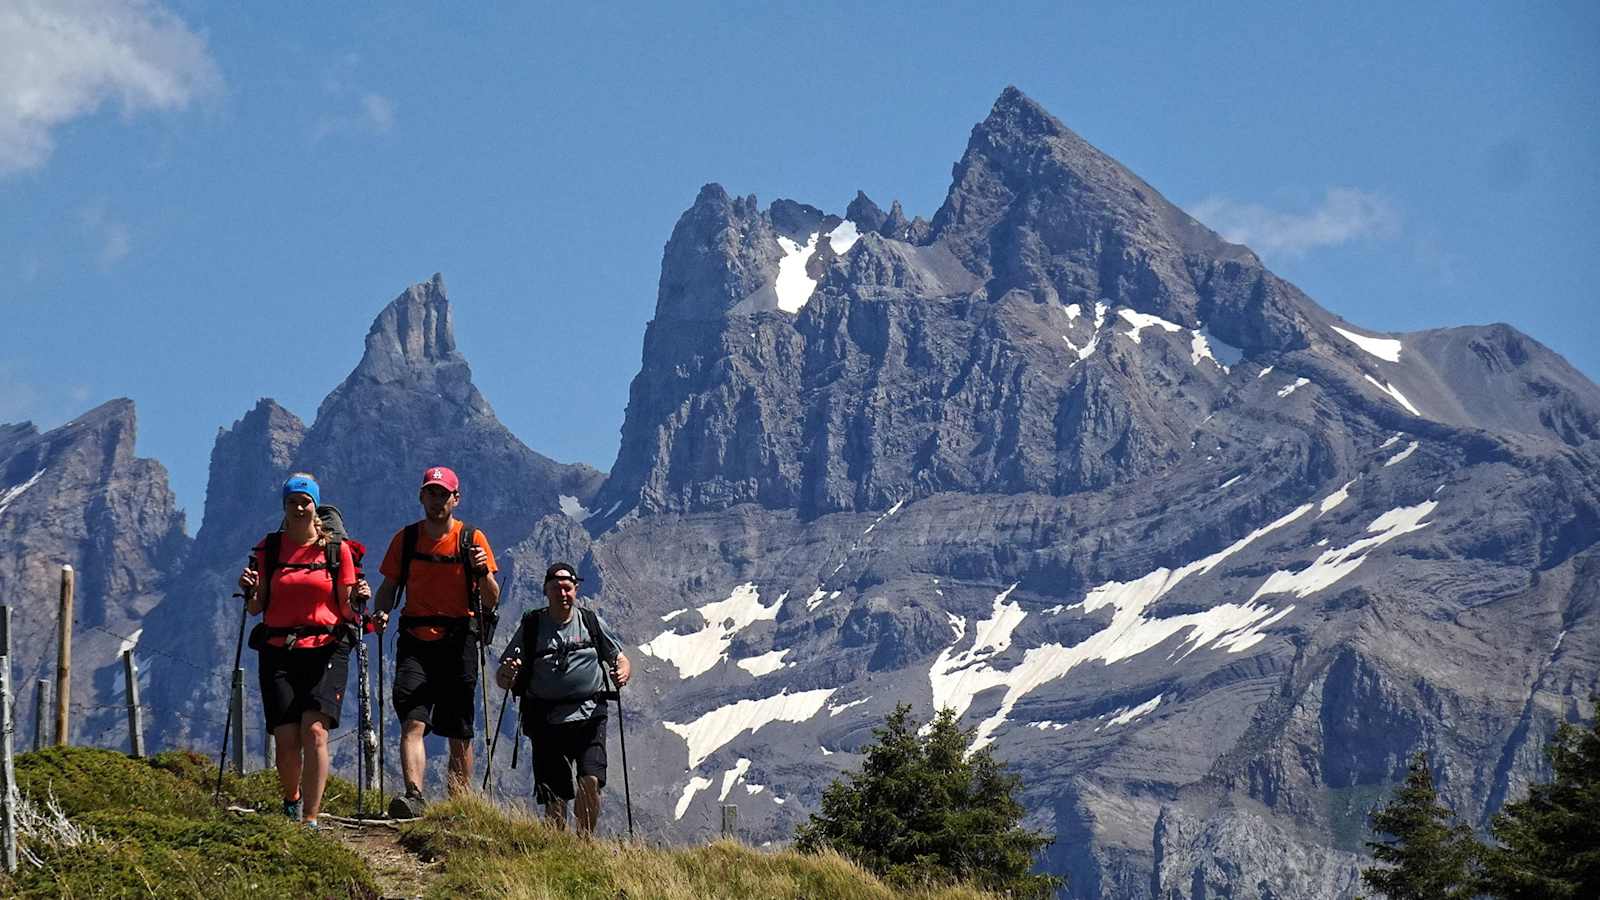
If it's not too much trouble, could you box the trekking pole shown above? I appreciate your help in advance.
[510,696,522,770]
[608,666,635,840]
[377,624,387,810]
[475,636,492,790]
[482,685,511,792]
[214,592,249,802]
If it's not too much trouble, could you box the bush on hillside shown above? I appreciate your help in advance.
[795,705,1061,898]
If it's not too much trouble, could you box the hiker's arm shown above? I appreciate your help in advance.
[468,543,500,609]
[495,621,524,689]
[595,615,631,687]
[239,566,263,615]
[370,577,398,628]
[334,580,357,622]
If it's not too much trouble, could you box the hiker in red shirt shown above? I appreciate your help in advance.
[372,465,500,816]
[236,473,366,828]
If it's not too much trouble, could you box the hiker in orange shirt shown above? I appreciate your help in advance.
[371,466,499,817]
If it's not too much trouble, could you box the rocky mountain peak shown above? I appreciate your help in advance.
[348,272,464,385]
[189,397,306,561]
[930,87,1259,321]
[654,183,781,322]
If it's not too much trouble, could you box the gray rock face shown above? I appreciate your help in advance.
[0,399,188,749]
[550,87,1600,898]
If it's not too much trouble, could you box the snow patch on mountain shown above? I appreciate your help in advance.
[1364,375,1423,416]
[737,649,791,677]
[1103,694,1163,729]
[774,234,821,313]
[1278,377,1311,398]
[1119,309,1184,344]
[666,688,837,767]
[1385,441,1419,467]
[1251,501,1438,601]
[557,494,590,521]
[828,697,869,717]
[0,469,45,519]
[675,776,713,820]
[719,758,752,801]
[1331,325,1403,363]
[827,219,861,255]
[639,583,782,678]
[1319,478,1358,516]
[931,503,1313,749]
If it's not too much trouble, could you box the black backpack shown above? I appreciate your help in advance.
[249,505,366,650]
[514,606,616,733]
[394,521,496,644]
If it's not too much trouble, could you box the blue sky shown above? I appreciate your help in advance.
[3,1,1596,529]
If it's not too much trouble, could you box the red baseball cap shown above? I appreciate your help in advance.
[420,466,459,492]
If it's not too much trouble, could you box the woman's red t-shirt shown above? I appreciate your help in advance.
[253,536,355,649]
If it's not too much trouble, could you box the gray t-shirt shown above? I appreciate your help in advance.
[499,606,624,725]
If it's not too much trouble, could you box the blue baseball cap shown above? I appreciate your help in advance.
[282,474,320,507]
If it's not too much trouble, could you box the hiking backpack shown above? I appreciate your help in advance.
[394,521,497,644]
[249,504,367,650]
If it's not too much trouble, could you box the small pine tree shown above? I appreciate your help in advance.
[1480,711,1600,899]
[795,705,1062,898]
[1361,752,1480,900]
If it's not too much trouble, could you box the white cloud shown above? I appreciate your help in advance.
[1187,188,1401,258]
[0,0,221,175]
[312,92,397,143]
[81,204,132,266]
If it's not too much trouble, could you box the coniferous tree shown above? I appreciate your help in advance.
[1480,711,1600,899]
[795,705,1062,898]
[1361,751,1480,900]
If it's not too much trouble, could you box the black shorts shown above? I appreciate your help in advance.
[531,715,608,803]
[258,642,350,730]
[392,630,478,740]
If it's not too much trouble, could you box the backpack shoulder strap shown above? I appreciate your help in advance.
[458,523,479,607]
[324,538,342,581]
[259,531,283,612]
[399,523,420,588]
[580,607,613,660]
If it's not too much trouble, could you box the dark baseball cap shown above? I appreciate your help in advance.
[544,562,582,584]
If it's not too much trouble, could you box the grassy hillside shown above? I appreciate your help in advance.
[0,747,997,899]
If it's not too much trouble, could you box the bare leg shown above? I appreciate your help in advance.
[299,711,333,821]
[446,737,474,796]
[400,719,428,795]
[544,799,569,831]
[574,775,601,836]
[274,724,303,802]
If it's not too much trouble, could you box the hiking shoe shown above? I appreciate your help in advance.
[388,792,426,819]
[282,798,303,821]
[303,819,320,830]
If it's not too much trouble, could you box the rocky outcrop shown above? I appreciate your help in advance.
[0,399,188,748]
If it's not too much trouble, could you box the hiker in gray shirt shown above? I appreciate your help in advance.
[496,562,632,834]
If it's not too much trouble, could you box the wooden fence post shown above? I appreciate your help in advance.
[122,650,144,758]
[230,668,245,776]
[32,680,46,752]
[2,606,19,873]
[55,565,73,746]
[721,803,738,840]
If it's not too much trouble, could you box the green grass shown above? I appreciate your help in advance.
[0,747,1004,899]
[0,747,377,899]
[398,793,998,900]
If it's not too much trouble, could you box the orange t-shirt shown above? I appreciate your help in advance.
[379,520,496,640]
[253,536,356,649]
